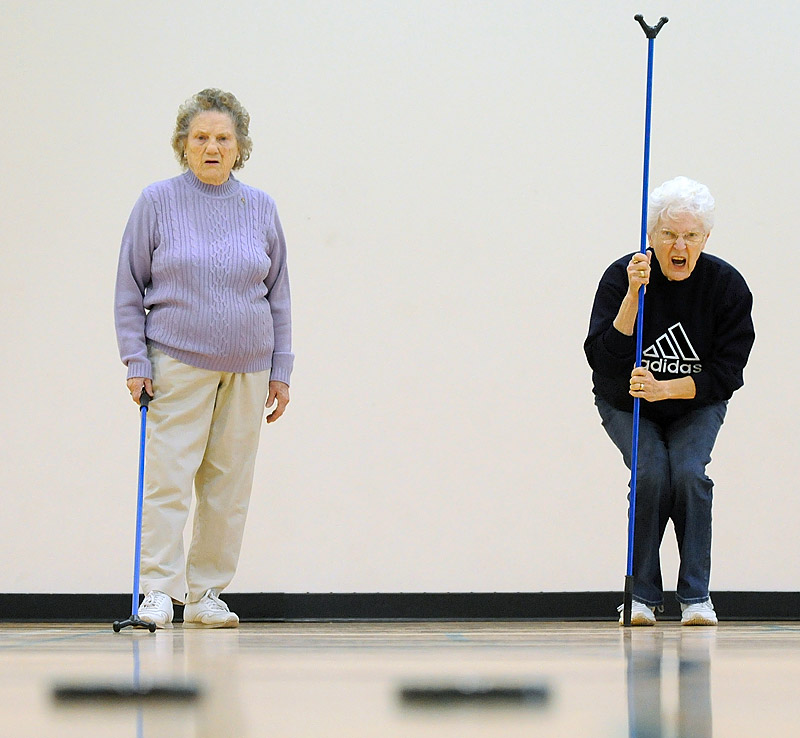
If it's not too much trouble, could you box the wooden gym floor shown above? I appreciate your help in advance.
[1,621,799,736]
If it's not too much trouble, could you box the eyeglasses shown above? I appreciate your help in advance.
[658,229,706,246]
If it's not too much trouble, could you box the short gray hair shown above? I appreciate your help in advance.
[647,176,715,235]
[171,88,252,170]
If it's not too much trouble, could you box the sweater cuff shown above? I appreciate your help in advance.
[269,352,294,386]
[126,360,153,380]
[692,372,711,402]
[603,326,635,357]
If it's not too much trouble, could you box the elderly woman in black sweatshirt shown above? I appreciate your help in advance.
[585,176,755,626]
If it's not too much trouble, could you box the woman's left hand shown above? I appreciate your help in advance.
[629,367,665,402]
[266,381,290,423]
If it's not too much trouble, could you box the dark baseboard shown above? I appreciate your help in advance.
[1,592,798,622]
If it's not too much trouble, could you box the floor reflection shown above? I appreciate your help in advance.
[625,628,714,738]
[7,622,799,737]
[127,628,246,738]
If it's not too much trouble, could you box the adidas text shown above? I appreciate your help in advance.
[642,358,702,375]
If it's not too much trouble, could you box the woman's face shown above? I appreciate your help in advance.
[184,111,239,185]
[649,212,709,281]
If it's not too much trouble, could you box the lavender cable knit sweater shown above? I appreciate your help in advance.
[114,170,293,384]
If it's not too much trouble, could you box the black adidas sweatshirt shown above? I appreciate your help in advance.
[584,250,755,424]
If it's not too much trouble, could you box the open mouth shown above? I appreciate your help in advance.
[671,257,687,268]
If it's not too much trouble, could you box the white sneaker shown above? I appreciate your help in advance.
[681,598,718,626]
[138,590,174,629]
[183,589,239,629]
[618,601,656,626]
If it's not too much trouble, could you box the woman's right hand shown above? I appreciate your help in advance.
[613,250,653,336]
[126,377,153,405]
[626,251,651,296]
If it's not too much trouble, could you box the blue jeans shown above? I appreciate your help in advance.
[595,396,727,607]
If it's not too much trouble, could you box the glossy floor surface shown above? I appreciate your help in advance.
[1,621,799,736]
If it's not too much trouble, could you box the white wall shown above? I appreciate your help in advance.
[1,0,797,594]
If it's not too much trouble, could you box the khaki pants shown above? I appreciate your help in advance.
[141,347,270,603]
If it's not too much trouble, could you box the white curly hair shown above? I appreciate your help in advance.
[647,176,715,235]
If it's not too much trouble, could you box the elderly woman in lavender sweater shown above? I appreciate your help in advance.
[114,88,293,628]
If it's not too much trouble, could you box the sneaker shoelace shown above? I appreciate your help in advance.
[617,603,650,612]
[141,592,169,610]
[203,590,230,612]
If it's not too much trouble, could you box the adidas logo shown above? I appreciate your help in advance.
[641,323,702,375]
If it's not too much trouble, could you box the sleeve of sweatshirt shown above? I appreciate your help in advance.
[584,260,637,377]
[114,191,158,380]
[693,269,755,403]
[264,204,294,385]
